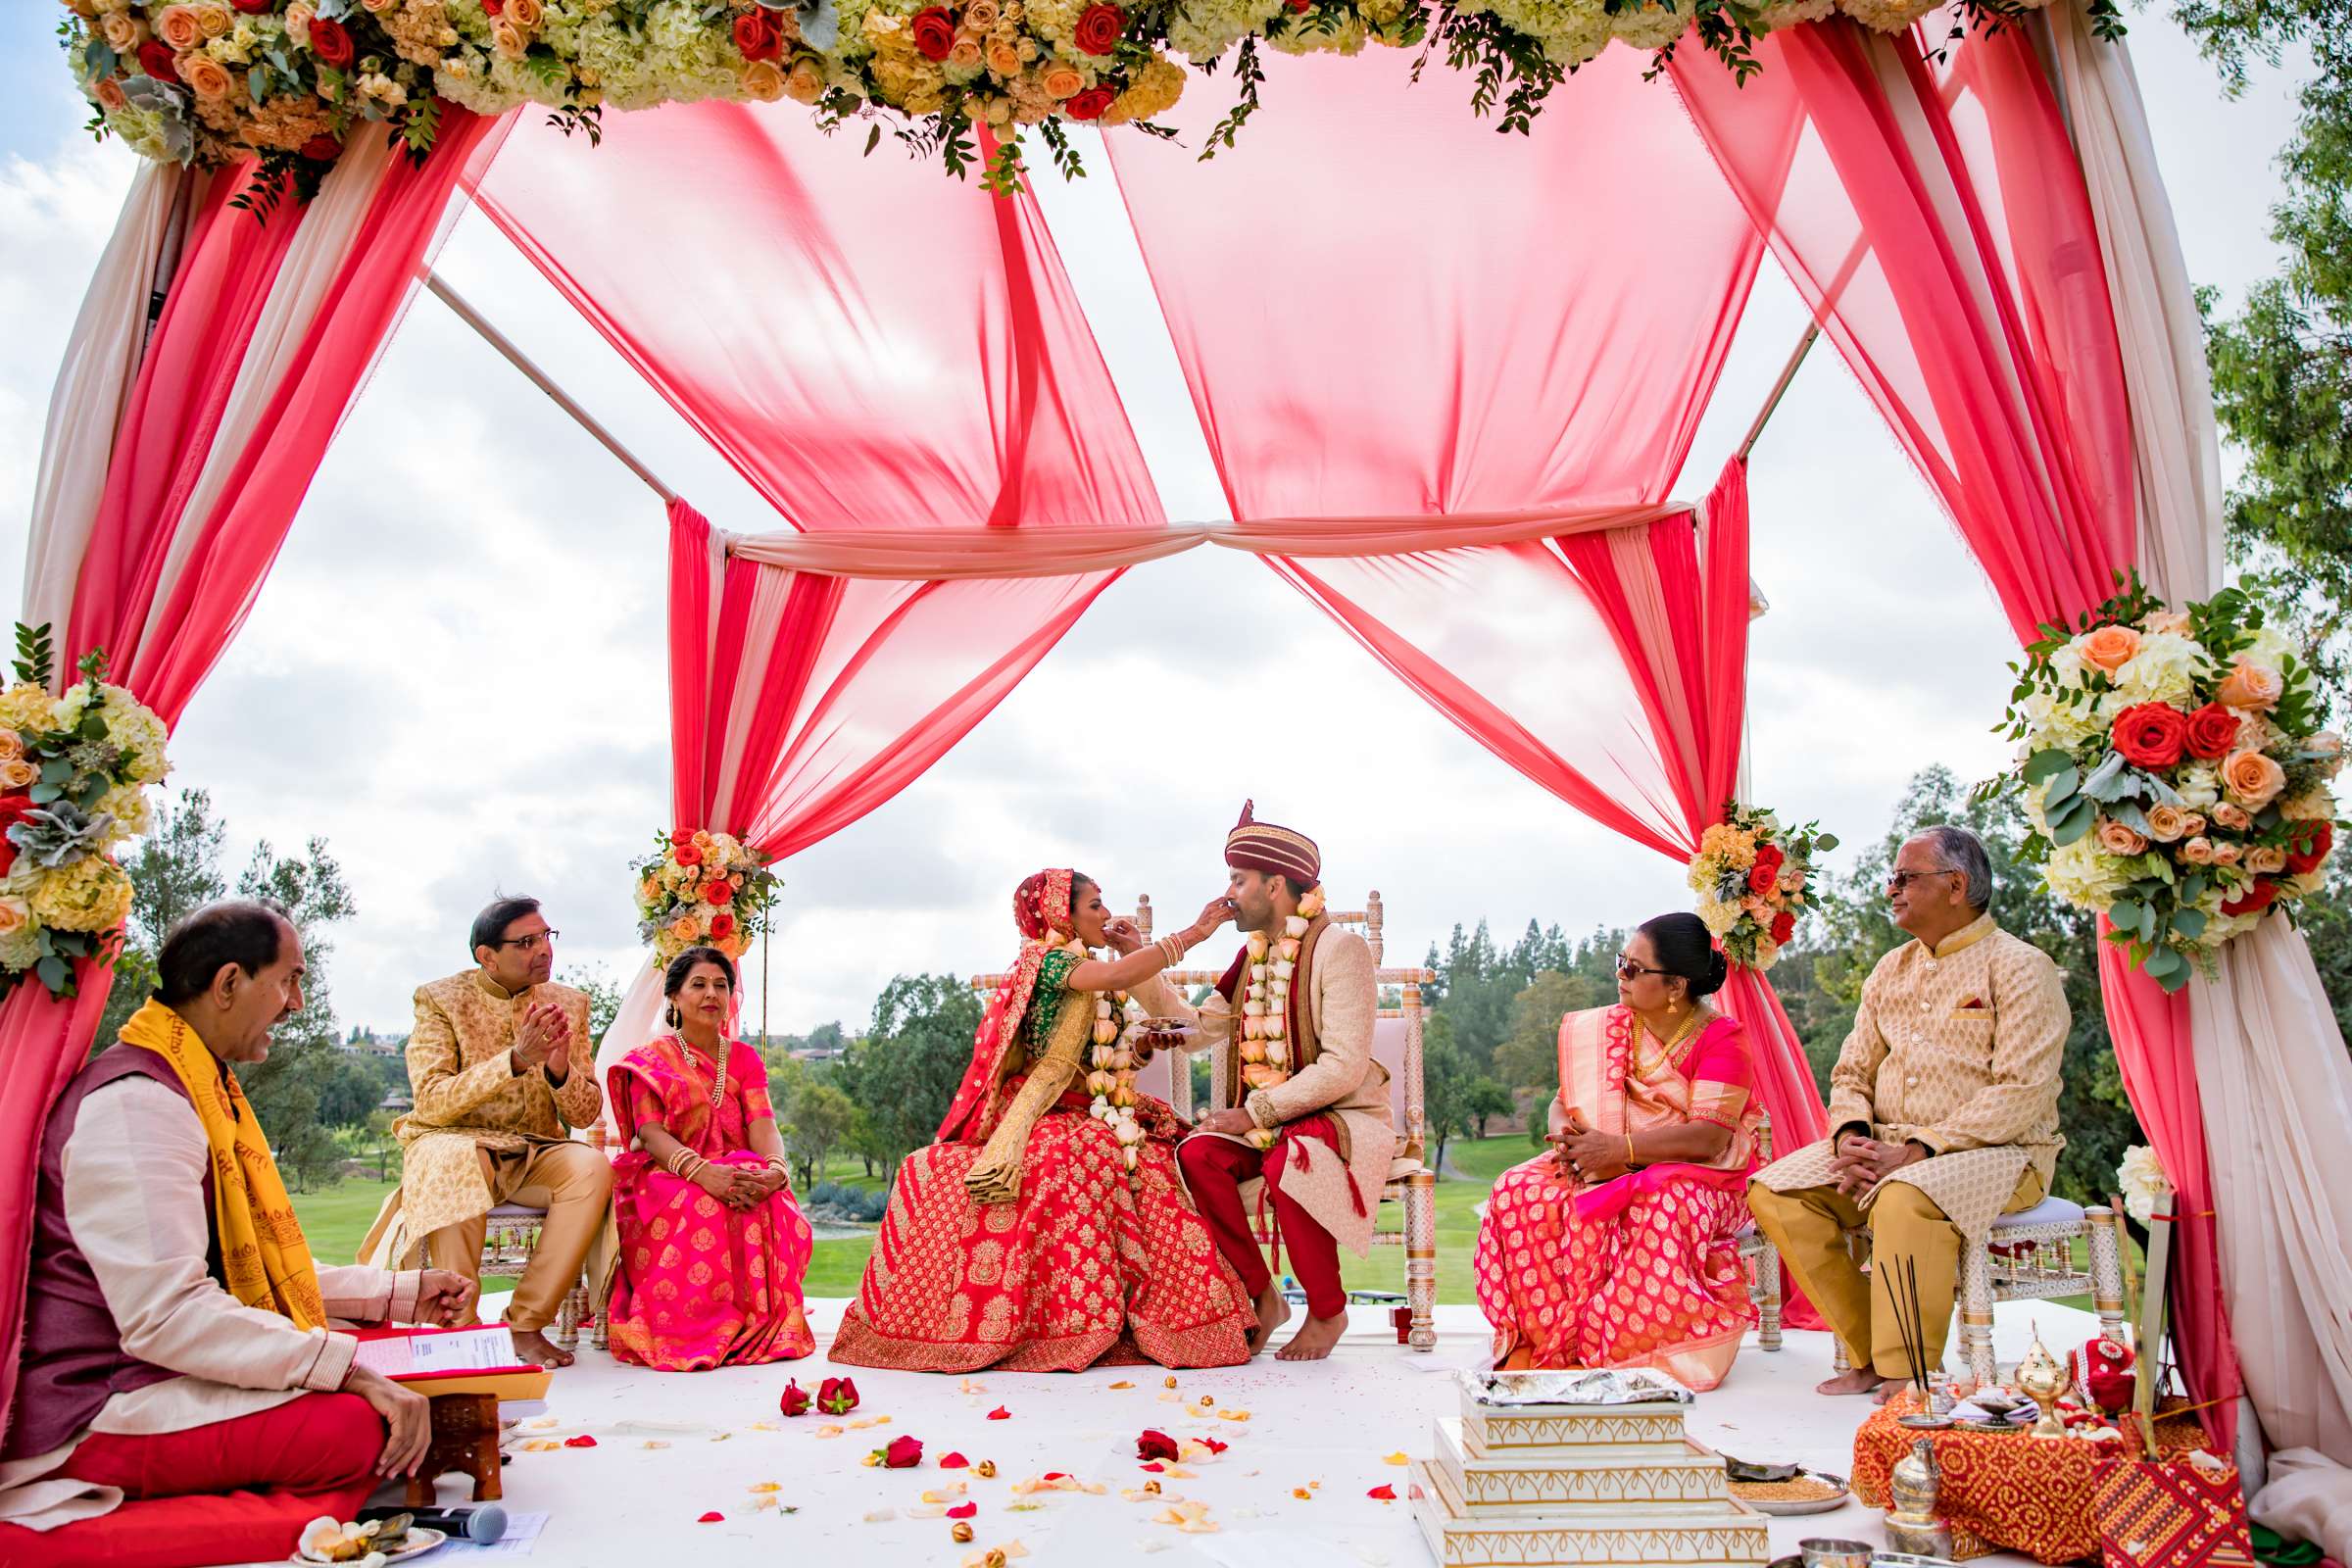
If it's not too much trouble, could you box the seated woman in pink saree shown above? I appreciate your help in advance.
[1473,913,1762,1392]
[605,945,814,1371]
[830,869,1255,1373]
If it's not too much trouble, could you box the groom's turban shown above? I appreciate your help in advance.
[1224,800,1320,886]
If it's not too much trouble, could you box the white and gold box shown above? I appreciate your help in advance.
[1433,1417,1737,1515]
[1410,1460,1772,1568]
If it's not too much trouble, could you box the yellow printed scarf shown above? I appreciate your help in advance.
[121,1000,325,1329]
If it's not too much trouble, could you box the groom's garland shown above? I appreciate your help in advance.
[1236,885,1324,1152]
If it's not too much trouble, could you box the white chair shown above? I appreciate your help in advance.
[1735,1115,1784,1352]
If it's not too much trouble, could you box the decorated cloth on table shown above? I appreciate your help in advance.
[2091,1452,2258,1568]
[1852,1397,2214,1563]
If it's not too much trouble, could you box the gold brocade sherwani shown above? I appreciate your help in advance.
[1752,912,2068,1245]
[361,974,608,1311]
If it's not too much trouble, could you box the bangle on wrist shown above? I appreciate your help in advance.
[1625,1133,1638,1168]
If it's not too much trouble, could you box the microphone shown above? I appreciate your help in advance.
[357,1503,508,1543]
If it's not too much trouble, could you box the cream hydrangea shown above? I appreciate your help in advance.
[1752,0,1834,28]
[99,686,171,785]
[2175,763,2221,811]
[2109,631,2204,707]
[2021,685,2101,749]
[97,783,155,845]
[1610,0,1690,49]
[1165,0,1288,64]
[1695,898,1741,939]
[1837,0,1938,31]
[29,857,133,935]
[1456,0,1610,68]
[0,686,55,735]
[2040,835,2131,909]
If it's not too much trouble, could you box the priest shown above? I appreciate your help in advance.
[1122,804,1393,1361]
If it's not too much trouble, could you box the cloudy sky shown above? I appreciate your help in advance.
[0,15,2306,1039]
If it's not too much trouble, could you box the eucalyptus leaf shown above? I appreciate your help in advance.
[2173,907,2208,941]
[2050,802,2095,847]
[2042,764,2081,805]
[2143,944,2182,980]
[34,956,67,996]
[27,783,60,807]
[2023,748,2078,786]
[2109,899,2145,929]
[2182,873,2208,906]
[1815,834,1838,853]
[2145,771,2184,808]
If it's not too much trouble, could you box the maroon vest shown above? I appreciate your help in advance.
[4,1045,213,1461]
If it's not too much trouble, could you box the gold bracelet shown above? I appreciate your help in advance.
[1625,1134,1637,1168]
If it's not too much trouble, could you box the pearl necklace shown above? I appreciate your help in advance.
[1236,887,1325,1151]
[681,1032,727,1114]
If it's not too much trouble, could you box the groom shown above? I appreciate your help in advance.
[1123,804,1392,1361]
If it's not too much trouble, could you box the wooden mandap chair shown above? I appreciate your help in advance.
[969,891,1441,1349]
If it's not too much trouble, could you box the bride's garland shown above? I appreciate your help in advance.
[1236,885,1322,1152]
[1036,927,1149,1170]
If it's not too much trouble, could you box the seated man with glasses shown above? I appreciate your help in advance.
[361,897,610,1368]
[1747,825,2068,1397]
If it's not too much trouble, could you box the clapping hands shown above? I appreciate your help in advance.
[512,1000,572,1077]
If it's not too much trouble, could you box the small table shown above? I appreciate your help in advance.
[409,1392,503,1508]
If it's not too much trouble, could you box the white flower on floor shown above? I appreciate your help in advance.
[2117,1144,2171,1226]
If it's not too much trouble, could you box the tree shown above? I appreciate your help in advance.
[94,787,227,1052]
[836,974,981,1179]
[1463,1077,1514,1140]
[232,837,358,1192]
[562,965,625,1043]
[1420,1014,1472,1175]
[361,1109,398,1181]
[1494,968,1602,1097]
[2176,0,2352,697]
[780,1080,858,1189]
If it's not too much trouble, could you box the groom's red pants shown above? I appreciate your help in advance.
[1178,1119,1348,1321]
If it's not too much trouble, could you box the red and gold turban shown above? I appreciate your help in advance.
[1224,800,1319,885]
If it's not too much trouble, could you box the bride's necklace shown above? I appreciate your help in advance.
[1237,887,1326,1151]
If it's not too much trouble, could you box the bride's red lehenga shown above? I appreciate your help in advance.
[829,870,1255,1373]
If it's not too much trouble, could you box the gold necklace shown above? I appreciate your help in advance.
[1638,1006,1709,1068]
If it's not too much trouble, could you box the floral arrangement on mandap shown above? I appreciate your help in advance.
[0,625,173,1003]
[1986,574,2343,992]
[56,0,2120,198]
[632,827,781,967]
[1687,801,1834,973]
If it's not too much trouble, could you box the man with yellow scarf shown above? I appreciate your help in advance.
[0,901,475,1555]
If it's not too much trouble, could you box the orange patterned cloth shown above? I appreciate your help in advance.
[1852,1398,2214,1563]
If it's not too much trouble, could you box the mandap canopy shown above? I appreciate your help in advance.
[14,0,2352,1534]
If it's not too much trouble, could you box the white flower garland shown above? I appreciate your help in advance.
[1236,886,1323,1151]
[1038,929,1150,1171]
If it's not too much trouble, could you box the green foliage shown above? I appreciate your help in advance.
[1494,966,1603,1097]
[95,787,227,1053]
[1462,1076,1514,1138]
[232,836,361,1192]
[561,964,625,1043]
[835,973,984,1179]
[779,1079,858,1190]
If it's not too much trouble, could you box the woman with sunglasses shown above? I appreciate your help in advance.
[1470,912,1764,1389]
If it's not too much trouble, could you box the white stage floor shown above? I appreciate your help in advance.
[320,1298,2093,1568]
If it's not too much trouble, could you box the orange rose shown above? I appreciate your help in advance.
[2211,842,2244,866]
[2180,836,2217,865]
[1041,63,1083,98]
[965,0,1003,25]
[0,898,26,939]
[2096,818,2149,857]
[0,760,34,792]
[784,55,827,102]
[197,5,232,38]
[985,37,1020,74]
[2247,845,2289,874]
[361,0,400,12]
[155,5,203,51]
[2144,610,2193,636]
[2222,749,2286,811]
[491,17,527,56]
[2216,659,2284,711]
[508,0,545,28]
[2077,623,2141,673]
[2180,812,2207,838]
[180,53,234,98]
[2211,802,2253,832]
[741,59,785,99]
[100,12,144,51]
[950,35,983,67]
[94,74,127,111]
[2143,804,2190,843]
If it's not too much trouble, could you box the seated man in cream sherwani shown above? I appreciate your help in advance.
[1748,824,2068,1396]
[363,896,608,1369]
[0,901,473,1547]
[1123,803,1394,1362]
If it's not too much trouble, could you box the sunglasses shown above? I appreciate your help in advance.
[1614,956,1674,981]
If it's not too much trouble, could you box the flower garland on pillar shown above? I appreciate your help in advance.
[1237,885,1322,1150]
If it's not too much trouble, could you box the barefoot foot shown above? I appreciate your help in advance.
[1815,1367,1887,1396]
[1248,1283,1291,1357]
[510,1328,574,1369]
[1275,1312,1348,1362]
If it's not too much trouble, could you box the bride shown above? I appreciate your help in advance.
[829,868,1257,1372]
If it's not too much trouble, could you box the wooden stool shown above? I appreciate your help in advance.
[408,1392,503,1507]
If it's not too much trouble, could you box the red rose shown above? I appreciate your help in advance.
[908,7,956,60]
[1753,842,1785,872]
[1770,910,1795,946]
[0,797,34,877]
[710,911,737,942]
[2183,702,2242,761]
[2110,702,2191,770]
[483,0,506,12]
[136,41,180,83]
[2286,819,2333,877]
[1065,85,1116,121]
[309,18,354,69]
[733,11,782,61]
[1287,0,1309,10]
[1746,860,1779,895]
[673,841,705,868]
[1074,2,1126,54]
[231,0,273,12]
[2221,879,2279,918]
[1137,1429,1180,1462]
[817,1376,859,1415]
[779,1379,810,1417]
[882,1435,924,1469]
[706,878,736,905]
[299,134,342,161]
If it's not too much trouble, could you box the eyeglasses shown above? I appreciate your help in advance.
[1886,868,1958,893]
[497,929,561,951]
[1614,956,1674,981]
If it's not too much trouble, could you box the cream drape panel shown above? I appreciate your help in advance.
[2049,10,2352,1542]
[20,162,187,639]
[725,503,1690,579]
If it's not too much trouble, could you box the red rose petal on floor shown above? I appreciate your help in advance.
[1367,1485,1396,1501]
[697,1511,724,1522]
[564,1435,599,1448]
[948,1503,977,1519]
[987,1406,1010,1420]
[1043,1472,1067,1482]
[1202,1439,1229,1454]
[940,1452,970,1469]
[1140,1463,1165,1473]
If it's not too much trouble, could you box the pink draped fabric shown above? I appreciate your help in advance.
[1675,15,2231,1436]
[2,113,507,1438]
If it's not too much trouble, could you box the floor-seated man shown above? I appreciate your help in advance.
[1130,802,1396,1363]
[0,900,472,1553]
[1748,824,2068,1396]
[363,896,609,1369]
